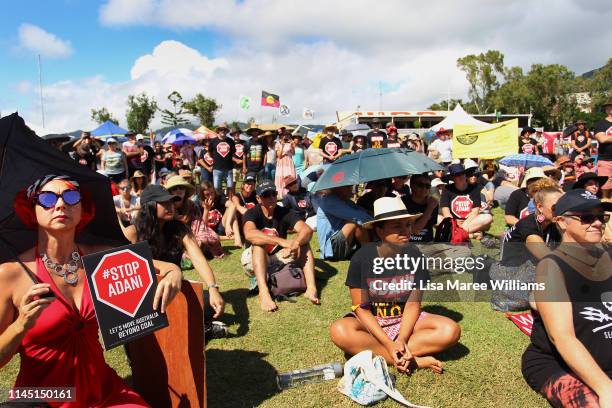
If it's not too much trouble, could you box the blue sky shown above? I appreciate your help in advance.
[1,0,611,133]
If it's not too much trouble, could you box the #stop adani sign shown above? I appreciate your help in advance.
[83,242,168,350]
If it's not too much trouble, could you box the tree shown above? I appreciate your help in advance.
[427,98,465,111]
[90,107,118,125]
[160,91,191,127]
[490,66,530,116]
[524,64,577,129]
[183,93,221,128]
[457,50,505,114]
[126,93,158,134]
[587,58,612,112]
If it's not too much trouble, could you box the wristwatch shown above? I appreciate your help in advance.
[208,283,220,289]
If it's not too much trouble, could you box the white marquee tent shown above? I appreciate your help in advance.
[430,104,489,132]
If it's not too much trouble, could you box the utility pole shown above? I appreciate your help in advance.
[38,54,45,128]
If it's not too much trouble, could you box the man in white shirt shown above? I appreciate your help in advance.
[428,129,453,165]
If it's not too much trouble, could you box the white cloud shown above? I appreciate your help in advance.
[13,80,33,94]
[17,23,74,58]
[98,0,612,73]
[10,40,472,133]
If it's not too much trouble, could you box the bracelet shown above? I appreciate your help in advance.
[208,283,220,289]
[351,302,371,312]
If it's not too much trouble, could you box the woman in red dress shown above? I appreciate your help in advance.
[0,175,182,407]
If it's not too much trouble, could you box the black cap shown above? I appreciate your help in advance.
[140,184,180,206]
[244,173,256,183]
[447,163,466,176]
[256,179,276,196]
[572,172,608,190]
[553,189,612,216]
[520,126,536,136]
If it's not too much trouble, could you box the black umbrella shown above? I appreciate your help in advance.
[0,113,128,263]
[563,124,577,137]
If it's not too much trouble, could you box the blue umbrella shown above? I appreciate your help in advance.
[499,153,553,168]
[312,148,443,192]
[90,120,127,140]
[162,128,196,146]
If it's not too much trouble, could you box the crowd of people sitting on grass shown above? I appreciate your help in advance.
[1,101,611,407]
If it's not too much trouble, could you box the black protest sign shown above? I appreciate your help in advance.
[82,241,168,350]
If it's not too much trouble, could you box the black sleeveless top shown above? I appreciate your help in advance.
[522,254,612,391]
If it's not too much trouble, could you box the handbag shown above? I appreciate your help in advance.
[435,217,469,243]
[267,262,307,298]
[337,350,428,407]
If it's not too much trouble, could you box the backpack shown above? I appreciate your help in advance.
[267,262,307,298]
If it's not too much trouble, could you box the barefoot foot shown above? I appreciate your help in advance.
[415,356,443,374]
[304,289,320,305]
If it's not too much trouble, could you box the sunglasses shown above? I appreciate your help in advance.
[119,185,131,190]
[565,213,610,225]
[36,189,81,209]
[260,191,277,199]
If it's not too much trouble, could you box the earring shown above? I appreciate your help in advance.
[536,213,545,223]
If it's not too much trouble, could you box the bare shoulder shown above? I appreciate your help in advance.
[0,247,35,288]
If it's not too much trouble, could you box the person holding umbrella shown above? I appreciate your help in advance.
[0,175,181,406]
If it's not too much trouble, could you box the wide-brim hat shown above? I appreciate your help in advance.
[436,127,450,135]
[520,167,546,188]
[603,97,612,108]
[130,170,146,180]
[555,155,571,167]
[246,125,263,135]
[575,119,587,125]
[572,172,609,190]
[363,196,422,229]
[323,124,339,133]
[215,123,230,132]
[165,175,195,197]
[262,130,275,137]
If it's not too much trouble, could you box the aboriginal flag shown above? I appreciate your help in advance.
[261,91,280,107]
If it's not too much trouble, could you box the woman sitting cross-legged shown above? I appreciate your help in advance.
[522,189,612,408]
[330,196,461,375]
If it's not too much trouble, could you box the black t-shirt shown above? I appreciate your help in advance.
[440,184,481,220]
[573,132,590,149]
[199,148,214,169]
[356,192,378,214]
[281,187,315,219]
[233,140,246,168]
[205,195,227,228]
[237,191,257,210]
[500,214,560,266]
[401,195,437,242]
[519,137,539,154]
[153,150,165,175]
[505,188,530,221]
[351,136,368,153]
[150,220,191,266]
[367,130,387,149]
[320,136,343,163]
[244,139,267,171]
[243,204,302,253]
[594,119,612,161]
[141,145,155,175]
[522,255,612,392]
[208,137,236,171]
[345,243,430,317]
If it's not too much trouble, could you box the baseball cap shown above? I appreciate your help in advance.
[553,189,612,217]
[140,184,180,206]
[244,173,256,183]
[256,179,276,196]
[158,167,170,178]
[106,137,117,144]
[136,134,145,141]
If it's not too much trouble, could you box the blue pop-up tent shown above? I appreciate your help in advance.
[90,121,128,140]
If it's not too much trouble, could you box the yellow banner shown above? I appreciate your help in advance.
[452,119,518,159]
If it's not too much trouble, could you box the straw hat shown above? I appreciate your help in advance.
[323,124,339,133]
[130,170,146,181]
[165,176,195,197]
[520,167,546,188]
[363,196,422,229]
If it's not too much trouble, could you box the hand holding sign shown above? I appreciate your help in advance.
[153,265,182,314]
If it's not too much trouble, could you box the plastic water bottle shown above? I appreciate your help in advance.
[276,362,343,390]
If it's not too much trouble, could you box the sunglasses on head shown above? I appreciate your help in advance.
[36,189,81,209]
[565,212,610,225]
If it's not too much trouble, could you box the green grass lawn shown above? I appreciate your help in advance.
[0,208,549,407]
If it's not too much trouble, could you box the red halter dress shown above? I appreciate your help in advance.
[14,252,149,407]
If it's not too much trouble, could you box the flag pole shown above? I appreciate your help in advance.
[38,54,45,128]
